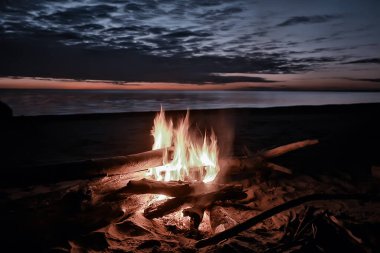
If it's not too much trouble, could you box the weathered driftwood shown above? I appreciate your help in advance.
[144,185,246,220]
[219,139,319,178]
[113,178,217,198]
[196,193,380,248]
[13,148,171,185]
[209,206,237,233]
[262,139,319,158]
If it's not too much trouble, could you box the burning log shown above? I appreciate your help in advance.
[144,185,246,221]
[209,206,237,233]
[195,193,380,248]
[114,178,247,198]
[13,148,172,185]
[113,179,210,197]
[144,195,188,219]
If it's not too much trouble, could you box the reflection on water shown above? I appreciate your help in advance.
[1,90,380,116]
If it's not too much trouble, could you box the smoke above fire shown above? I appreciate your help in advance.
[147,107,220,183]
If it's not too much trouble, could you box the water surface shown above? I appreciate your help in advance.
[1,89,380,116]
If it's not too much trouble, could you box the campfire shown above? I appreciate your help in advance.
[112,108,321,234]
[129,107,243,231]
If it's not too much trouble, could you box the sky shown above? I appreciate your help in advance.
[0,0,380,90]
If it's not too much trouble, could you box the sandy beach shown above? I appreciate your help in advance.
[0,103,380,252]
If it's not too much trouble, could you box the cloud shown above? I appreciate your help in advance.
[343,58,380,64]
[196,6,243,21]
[1,0,379,88]
[347,78,380,83]
[163,30,211,38]
[292,56,341,64]
[204,75,278,84]
[277,15,339,27]
[0,38,299,84]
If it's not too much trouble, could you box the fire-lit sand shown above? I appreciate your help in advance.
[1,104,380,252]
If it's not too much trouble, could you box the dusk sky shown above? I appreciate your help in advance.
[1,0,380,90]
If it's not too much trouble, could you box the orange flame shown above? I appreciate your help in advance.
[147,108,219,183]
[151,106,173,150]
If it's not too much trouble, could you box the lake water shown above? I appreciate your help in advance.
[1,89,380,116]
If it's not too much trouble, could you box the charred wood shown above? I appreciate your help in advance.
[114,178,214,198]
[144,185,246,220]
[182,185,246,229]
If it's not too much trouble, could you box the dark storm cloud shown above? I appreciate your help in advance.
[344,58,380,64]
[277,15,339,27]
[0,38,295,83]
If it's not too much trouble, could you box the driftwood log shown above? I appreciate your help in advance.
[144,185,246,221]
[262,139,319,158]
[11,148,172,185]
[195,193,380,248]
[219,139,319,179]
[112,178,216,198]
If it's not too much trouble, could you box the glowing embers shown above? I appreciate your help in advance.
[147,107,220,183]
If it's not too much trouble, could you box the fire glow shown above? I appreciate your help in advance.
[147,107,220,183]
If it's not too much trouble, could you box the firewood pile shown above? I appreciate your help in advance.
[97,140,319,233]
